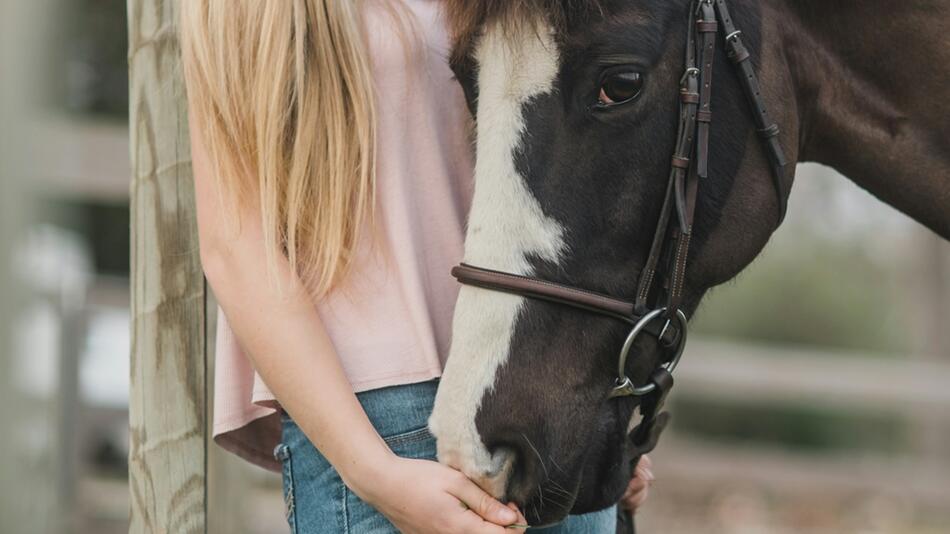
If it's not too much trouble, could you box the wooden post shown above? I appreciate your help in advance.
[205,293,255,534]
[128,0,209,532]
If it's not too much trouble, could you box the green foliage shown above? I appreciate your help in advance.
[672,395,908,455]
[693,239,910,354]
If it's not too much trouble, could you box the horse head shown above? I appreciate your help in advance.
[428,0,949,526]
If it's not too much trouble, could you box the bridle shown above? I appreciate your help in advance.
[451,0,787,529]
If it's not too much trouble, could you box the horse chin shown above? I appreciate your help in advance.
[570,459,628,514]
[520,403,632,526]
[568,420,630,515]
[518,445,627,527]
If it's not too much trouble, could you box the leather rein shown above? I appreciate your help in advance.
[451,0,787,530]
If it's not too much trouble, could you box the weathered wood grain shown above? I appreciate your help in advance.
[128,0,208,532]
[205,292,253,534]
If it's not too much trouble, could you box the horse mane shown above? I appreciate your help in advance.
[442,0,604,64]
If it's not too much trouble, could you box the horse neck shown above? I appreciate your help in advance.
[777,0,950,239]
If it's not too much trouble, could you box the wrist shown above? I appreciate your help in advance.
[338,441,397,503]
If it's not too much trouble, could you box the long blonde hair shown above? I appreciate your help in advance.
[180,0,377,298]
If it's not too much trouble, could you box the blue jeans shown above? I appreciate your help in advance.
[274,379,616,533]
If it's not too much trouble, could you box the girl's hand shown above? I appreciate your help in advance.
[356,455,529,533]
[621,455,655,513]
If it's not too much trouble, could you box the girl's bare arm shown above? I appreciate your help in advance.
[188,110,524,533]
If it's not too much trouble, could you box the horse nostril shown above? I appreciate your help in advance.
[485,434,544,503]
[486,447,515,479]
[464,447,517,499]
[498,441,539,505]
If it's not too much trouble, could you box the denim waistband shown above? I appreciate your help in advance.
[354,378,439,440]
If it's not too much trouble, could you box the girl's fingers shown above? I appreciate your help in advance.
[624,456,654,513]
[624,476,648,496]
[505,502,529,530]
[634,455,655,482]
[449,480,520,526]
[622,486,649,511]
[455,503,528,534]
[639,454,653,470]
[455,510,516,534]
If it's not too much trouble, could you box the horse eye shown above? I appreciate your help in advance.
[598,71,643,106]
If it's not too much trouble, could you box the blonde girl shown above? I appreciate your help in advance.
[179,1,651,532]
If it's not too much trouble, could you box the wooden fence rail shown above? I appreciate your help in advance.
[679,339,950,415]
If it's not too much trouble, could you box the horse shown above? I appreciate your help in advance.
[426,0,950,528]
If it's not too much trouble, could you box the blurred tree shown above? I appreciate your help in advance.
[673,396,908,455]
[694,239,908,355]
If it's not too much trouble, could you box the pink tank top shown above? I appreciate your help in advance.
[212,0,473,471]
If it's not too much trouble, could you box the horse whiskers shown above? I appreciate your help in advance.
[549,456,567,476]
[517,432,577,513]
[538,476,573,507]
[543,488,573,508]
[546,480,573,499]
[544,488,572,505]
[520,432,549,479]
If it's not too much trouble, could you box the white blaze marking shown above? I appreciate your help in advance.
[429,20,564,496]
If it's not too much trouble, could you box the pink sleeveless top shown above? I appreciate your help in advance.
[212,0,473,471]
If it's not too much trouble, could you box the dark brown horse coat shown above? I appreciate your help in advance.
[428,0,950,527]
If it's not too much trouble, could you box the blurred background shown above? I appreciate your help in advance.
[0,1,946,533]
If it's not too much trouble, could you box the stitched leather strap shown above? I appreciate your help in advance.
[714,0,789,223]
[452,263,638,322]
[632,4,702,317]
[451,264,682,346]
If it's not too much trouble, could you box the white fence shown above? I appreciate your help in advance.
[654,338,950,509]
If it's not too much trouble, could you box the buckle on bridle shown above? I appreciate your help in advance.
[609,308,688,398]
[680,67,699,86]
[679,67,700,86]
